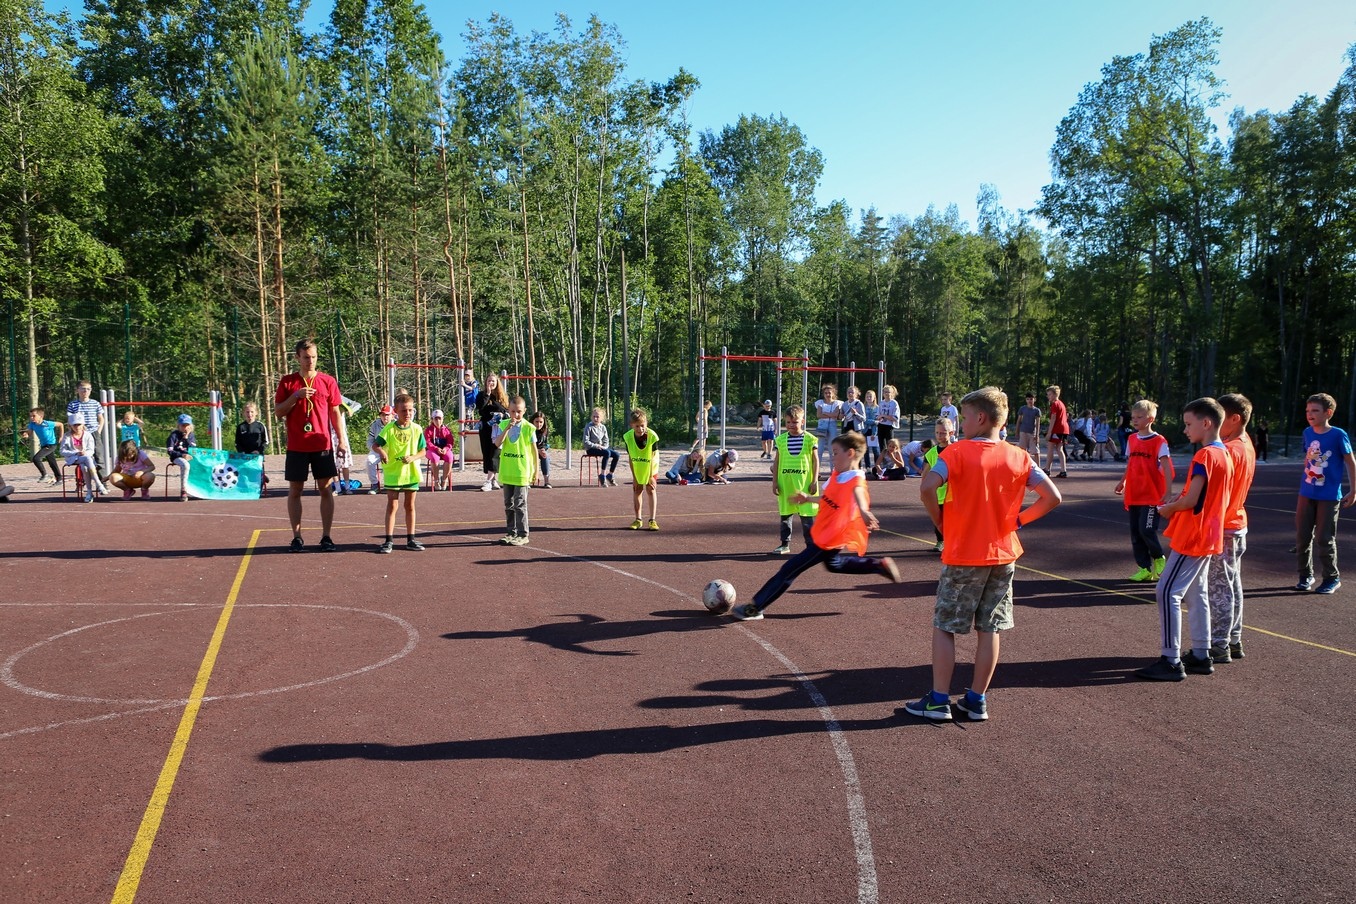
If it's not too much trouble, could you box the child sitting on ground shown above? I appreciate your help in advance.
[167,414,196,502]
[665,442,707,485]
[109,439,157,498]
[531,411,553,489]
[733,431,900,620]
[703,448,739,485]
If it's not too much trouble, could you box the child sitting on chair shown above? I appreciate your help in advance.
[167,414,196,502]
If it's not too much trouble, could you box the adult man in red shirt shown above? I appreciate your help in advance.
[275,339,349,552]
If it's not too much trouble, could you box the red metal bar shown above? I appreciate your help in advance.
[502,374,567,381]
[104,400,221,407]
[776,366,884,374]
[699,354,801,363]
[389,363,462,370]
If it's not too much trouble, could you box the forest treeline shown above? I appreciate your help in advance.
[3,2,1356,454]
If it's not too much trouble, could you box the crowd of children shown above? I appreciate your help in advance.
[16,372,1353,726]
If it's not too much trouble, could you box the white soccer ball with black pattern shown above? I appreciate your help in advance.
[702,579,736,614]
[211,462,240,490]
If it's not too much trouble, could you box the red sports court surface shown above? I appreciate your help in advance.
[1,458,1352,903]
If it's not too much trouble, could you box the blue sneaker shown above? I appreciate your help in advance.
[1295,577,1315,591]
[903,693,953,722]
[956,691,988,721]
[1316,579,1341,595]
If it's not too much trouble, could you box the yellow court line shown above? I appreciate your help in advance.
[874,527,1356,656]
[110,529,260,904]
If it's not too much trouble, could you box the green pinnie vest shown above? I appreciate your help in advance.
[774,431,820,518]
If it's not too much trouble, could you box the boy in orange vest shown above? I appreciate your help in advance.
[1114,399,1175,581]
[1135,397,1233,681]
[1207,393,1257,663]
[732,432,899,620]
[905,387,1062,722]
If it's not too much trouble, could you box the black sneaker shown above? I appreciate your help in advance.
[289,536,304,553]
[1134,656,1186,681]
[319,536,337,552]
[378,539,394,554]
[1209,643,1232,664]
[955,692,988,721]
[1229,641,1245,660]
[1181,650,1214,675]
[405,538,425,551]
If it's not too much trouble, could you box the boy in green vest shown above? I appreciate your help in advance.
[493,395,538,546]
[373,393,426,553]
[623,408,661,530]
[772,405,820,555]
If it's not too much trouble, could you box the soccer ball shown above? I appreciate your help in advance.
[210,463,240,490]
[702,579,736,615]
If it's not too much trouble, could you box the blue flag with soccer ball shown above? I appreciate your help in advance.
[184,449,265,501]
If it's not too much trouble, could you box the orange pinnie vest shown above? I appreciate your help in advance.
[810,471,870,556]
[1163,442,1233,557]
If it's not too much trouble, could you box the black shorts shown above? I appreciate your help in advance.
[285,449,338,482]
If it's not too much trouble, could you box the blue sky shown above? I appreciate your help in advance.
[55,0,1356,227]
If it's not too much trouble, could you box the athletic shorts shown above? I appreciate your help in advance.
[285,449,338,482]
[934,563,1016,634]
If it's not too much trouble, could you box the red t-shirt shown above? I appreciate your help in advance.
[1223,434,1257,532]
[1048,399,1069,435]
[275,371,342,453]
[811,470,870,556]
[937,439,1032,566]
[1163,443,1233,557]
[1123,432,1173,507]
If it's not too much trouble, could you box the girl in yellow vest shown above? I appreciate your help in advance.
[622,408,661,530]
[772,405,820,555]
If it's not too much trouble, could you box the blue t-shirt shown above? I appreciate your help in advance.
[27,420,58,446]
[1300,426,1352,501]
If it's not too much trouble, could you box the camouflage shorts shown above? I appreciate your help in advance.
[934,563,1016,634]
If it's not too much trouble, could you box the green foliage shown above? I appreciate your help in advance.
[6,11,1356,463]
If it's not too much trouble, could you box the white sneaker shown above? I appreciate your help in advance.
[731,603,763,621]
[491,477,501,489]
[480,480,494,492]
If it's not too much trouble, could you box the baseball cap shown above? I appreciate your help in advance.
[432,409,444,419]
[68,413,83,425]
[380,404,394,415]
[725,448,739,463]
[763,400,772,407]
[178,414,193,425]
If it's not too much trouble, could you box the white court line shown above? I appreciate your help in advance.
[0,605,417,729]
[480,534,880,904]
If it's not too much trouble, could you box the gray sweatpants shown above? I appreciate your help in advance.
[502,484,529,538]
[1156,550,1211,659]
[1207,529,1246,646]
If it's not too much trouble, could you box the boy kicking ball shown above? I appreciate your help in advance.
[905,387,1061,722]
[732,431,899,621]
